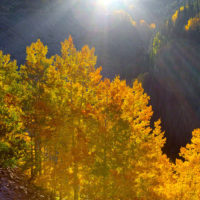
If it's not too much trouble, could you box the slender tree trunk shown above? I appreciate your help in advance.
[103,93,108,200]
[34,133,42,176]
[73,162,79,200]
[72,128,79,200]
[31,134,34,178]
[103,123,107,200]
[59,191,62,200]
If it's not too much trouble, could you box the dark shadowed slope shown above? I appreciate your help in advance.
[0,0,153,79]
[0,168,53,200]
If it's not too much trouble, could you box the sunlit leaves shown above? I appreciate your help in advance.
[151,32,165,58]
[0,51,23,137]
[172,10,179,25]
[149,23,156,29]
[185,16,200,31]
[171,129,200,199]
[1,36,196,200]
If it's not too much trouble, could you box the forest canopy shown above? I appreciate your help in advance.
[0,36,200,199]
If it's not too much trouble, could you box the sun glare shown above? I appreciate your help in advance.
[97,0,117,8]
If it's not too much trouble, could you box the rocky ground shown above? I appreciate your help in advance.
[0,168,53,200]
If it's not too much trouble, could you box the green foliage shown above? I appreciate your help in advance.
[0,50,31,168]
[0,141,16,167]
[150,0,200,65]
[151,32,166,59]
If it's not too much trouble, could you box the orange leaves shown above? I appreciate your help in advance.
[172,10,179,25]
[89,67,102,86]
[26,39,48,65]
[185,16,200,31]
[0,36,176,199]
[61,35,76,59]
[179,129,200,161]
[2,34,200,199]
[170,129,200,199]
[4,93,16,106]
[149,23,156,29]
[109,77,127,105]
[0,51,11,66]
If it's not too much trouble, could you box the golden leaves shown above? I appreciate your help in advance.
[185,16,200,31]
[0,36,179,200]
[149,23,156,29]
[172,10,179,25]
[26,39,48,65]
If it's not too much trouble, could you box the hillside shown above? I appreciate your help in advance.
[2,1,200,198]
[0,168,53,200]
[0,0,198,158]
[148,0,200,157]
[0,0,153,79]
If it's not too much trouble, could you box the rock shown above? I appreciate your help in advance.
[0,168,53,200]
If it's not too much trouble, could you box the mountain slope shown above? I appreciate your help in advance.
[148,0,200,158]
[0,168,53,200]
[0,0,198,159]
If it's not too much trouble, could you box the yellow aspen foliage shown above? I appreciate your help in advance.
[130,18,137,26]
[172,129,200,200]
[20,39,55,177]
[140,19,146,25]
[185,16,200,31]
[180,6,185,12]
[29,38,174,200]
[0,51,23,139]
[0,51,29,167]
[149,23,156,29]
[172,10,179,25]
[0,36,178,199]
[114,10,137,27]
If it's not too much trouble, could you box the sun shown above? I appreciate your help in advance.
[99,0,113,6]
[96,0,118,8]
